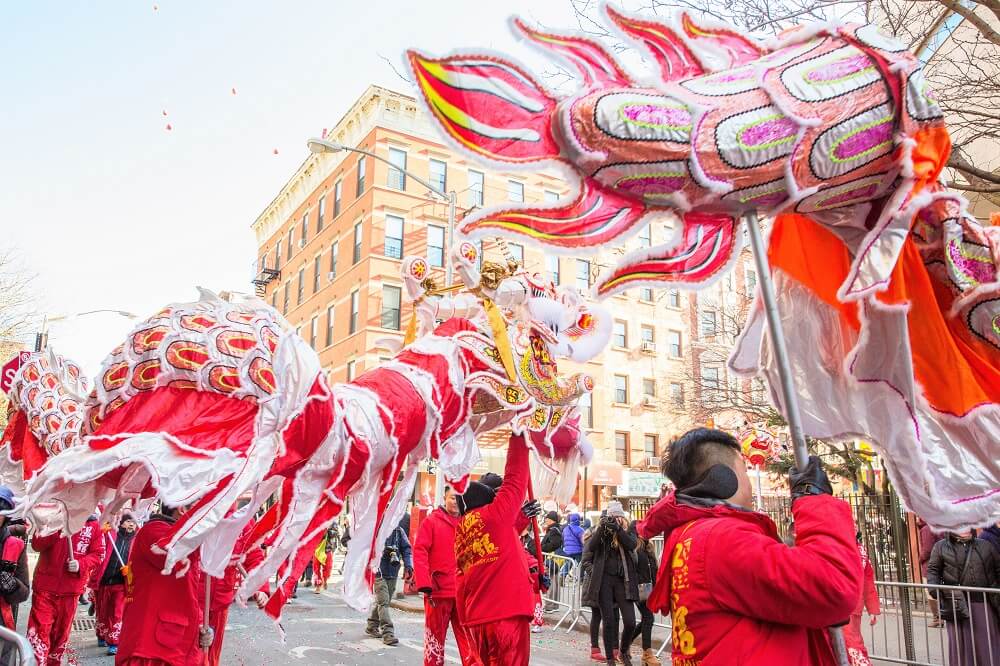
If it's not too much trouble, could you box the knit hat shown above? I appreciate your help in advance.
[0,486,14,513]
[121,512,136,523]
[457,482,496,515]
[605,500,626,518]
[545,511,560,523]
[479,472,503,490]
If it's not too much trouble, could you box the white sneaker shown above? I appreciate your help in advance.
[531,625,543,633]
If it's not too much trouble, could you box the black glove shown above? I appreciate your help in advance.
[789,455,833,501]
[0,571,18,595]
[520,500,542,519]
[538,572,551,593]
[417,587,432,595]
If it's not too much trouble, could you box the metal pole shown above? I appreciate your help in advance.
[203,573,212,651]
[445,190,457,287]
[742,211,850,666]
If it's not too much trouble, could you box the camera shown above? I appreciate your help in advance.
[387,546,400,565]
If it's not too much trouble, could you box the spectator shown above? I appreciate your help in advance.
[541,511,563,554]
[563,513,585,565]
[366,517,413,646]
[582,501,638,666]
[413,485,478,666]
[980,521,1000,556]
[843,532,879,666]
[628,521,661,666]
[637,428,860,665]
[918,517,945,627]
[0,487,29,632]
[927,530,1000,666]
[312,525,337,593]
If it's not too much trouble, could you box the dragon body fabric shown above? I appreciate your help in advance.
[407,7,1000,530]
[19,242,608,618]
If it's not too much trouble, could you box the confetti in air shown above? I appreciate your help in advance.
[321,128,328,139]
[273,148,279,155]
[231,87,237,95]
[162,109,168,117]
[153,4,158,10]
[165,123,172,131]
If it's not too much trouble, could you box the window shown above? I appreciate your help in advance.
[745,266,757,294]
[641,325,655,344]
[384,215,404,259]
[468,170,484,206]
[642,378,656,398]
[353,222,363,264]
[309,316,317,349]
[286,228,293,260]
[579,392,593,428]
[669,382,684,407]
[329,240,339,278]
[508,243,524,266]
[381,285,402,330]
[639,287,653,302]
[270,290,277,310]
[313,256,321,293]
[644,434,658,459]
[700,309,718,337]
[387,148,407,190]
[615,432,630,466]
[544,190,559,202]
[326,305,335,346]
[275,240,282,269]
[546,255,560,285]
[356,156,366,196]
[429,159,447,193]
[333,180,342,218]
[702,366,720,390]
[282,282,289,315]
[317,196,326,232]
[668,289,681,308]
[507,180,524,202]
[662,330,680,358]
[428,225,445,267]
[301,213,308,244]
[576,259,591,292]
[349,290,359,334]
[638,223,651,247]
[614,374,628,403]
[613,320,627,348]
[347,360,356,381]
[297,268,305,304]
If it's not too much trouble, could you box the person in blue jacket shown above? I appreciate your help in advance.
[365,518,413,646]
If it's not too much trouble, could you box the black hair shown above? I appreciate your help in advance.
[663,428,741,489]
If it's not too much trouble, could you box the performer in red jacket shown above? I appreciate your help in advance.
[116,505,211,666]
[455,433,534,666]
[28,515,105,666]
[843,534,880,666]
[637,428,860,666]
[413,485,478,666]
[206,518,268,666]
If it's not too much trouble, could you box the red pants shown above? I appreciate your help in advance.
[27,590,78,666]
[96,584,127,645]
[312,554,333,586]
[206,605,229,666]
[844,613,873,666]
[467,617,530,666]
[423,597,479,666]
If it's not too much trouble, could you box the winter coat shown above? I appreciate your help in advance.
[99,527,136,587]
[632,524,658,587]
[0,526,29,629]
[980,525,1000,557]
[377,526,413,580]
[854,543,880,617]
[31,517,105,596]
[541,522,563,554]
[413,507,460,599]
[456,434,534,626]
[927,536,1000,620]
[562,514,585,556]
[637,493,860,666]
[116,514,204,666]
[581,518,639,608]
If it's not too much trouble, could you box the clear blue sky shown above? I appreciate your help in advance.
[0,0,579,375]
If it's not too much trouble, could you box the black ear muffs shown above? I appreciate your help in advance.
[457,482,497,515]
[680,464,739,501]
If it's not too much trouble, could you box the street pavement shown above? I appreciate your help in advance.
[58,573,607,665]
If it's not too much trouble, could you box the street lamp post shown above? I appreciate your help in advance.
[36,310,138,351]
[307,138,459,286]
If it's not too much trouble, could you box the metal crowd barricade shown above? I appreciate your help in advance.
[865,581,1000,666]
[0,625,35,666]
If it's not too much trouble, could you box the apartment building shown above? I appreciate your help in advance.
[250,85,698,505]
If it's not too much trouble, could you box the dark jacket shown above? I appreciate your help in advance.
[581,518,638,607]
[631,522,658,587]
[927,535,1000,618]
[562,514,585,556]
[541,522,563,554]
[100,527,136,586]
[981,526,1000,557]
[377,526,413,580]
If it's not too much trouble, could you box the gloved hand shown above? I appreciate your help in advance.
[538,572,551,594]
[789,455,833,501]
[198,626,215,649]
[66,559,80,574]
[520,500,542,519]
[0,571,18,595]
[252,591,267,609]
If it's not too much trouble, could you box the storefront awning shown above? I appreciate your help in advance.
[585,460,624,486]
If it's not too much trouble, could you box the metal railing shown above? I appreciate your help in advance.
[0,625,35,666]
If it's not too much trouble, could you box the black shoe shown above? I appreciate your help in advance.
[365,626,380,638]
[382,634,399,646]
[87,603,95,617]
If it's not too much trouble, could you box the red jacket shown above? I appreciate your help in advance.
[211,519,267,611]
[637,493,860,666]
[31,518,105,596]
[117,515,204,666]
[455,434,533,626]
[413,507,461,599]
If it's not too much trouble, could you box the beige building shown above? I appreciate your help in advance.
[250,85,699,507]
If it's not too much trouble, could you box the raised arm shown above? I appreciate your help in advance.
[636,494,675,541]
[492,433,529,521]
